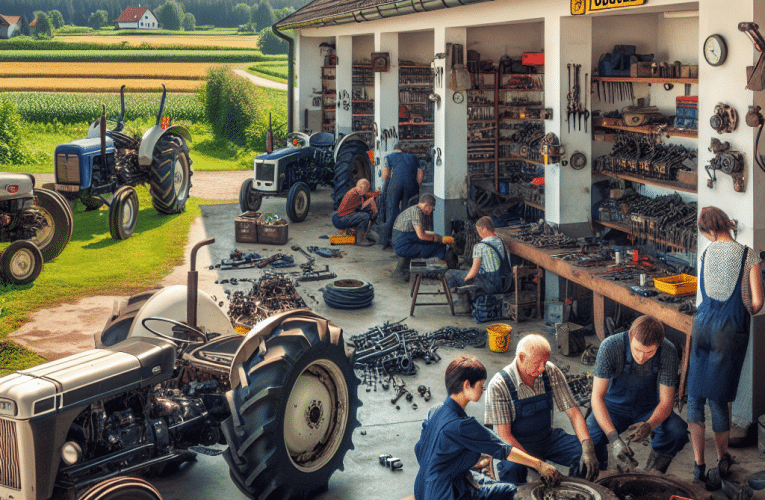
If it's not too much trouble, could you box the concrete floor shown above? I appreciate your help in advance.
[148,187,764,500]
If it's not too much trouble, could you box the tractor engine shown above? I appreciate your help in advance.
[54,137,117,198]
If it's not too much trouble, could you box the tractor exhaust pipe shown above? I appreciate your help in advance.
[266,113,274,153]
[187,238,215,329]
[115,85,126,132]
[100,105,107,175]
[156,84,167,127]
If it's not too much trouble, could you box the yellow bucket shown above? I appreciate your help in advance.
[487,324,513,353]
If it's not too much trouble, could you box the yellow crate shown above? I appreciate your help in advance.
[329,234,356,245]
[442,236,455,245]
[653,273,697,296]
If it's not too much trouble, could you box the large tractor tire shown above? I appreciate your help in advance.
[109,186,139,240]
[516,477,617,500]
[77,477,162,500]
[239,178,263,213]
[332,141,372,210]
[321,279,374,309]
[29,188,73,262]
[0,240,43,285]
[149,133,192,215]
[286,181,311,223]
[222,311,360,500]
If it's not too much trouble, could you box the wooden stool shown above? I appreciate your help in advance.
[409,259,455,316]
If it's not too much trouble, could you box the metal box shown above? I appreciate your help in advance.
[235,211,261,243]
[258,221,289,245]
[630,62,654,78]
[556,322,585,356]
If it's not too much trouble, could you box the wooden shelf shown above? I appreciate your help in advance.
[468,158,498,163]
[501,117,545,122]
[400,65,430,68]
[398,138,433,142]
[399,83,433,87]
[594,219,696,252]
[353,64,372,68]
[321,65,336,69]
[468,87,496,92]
[593,76,698,84]
[525,200,545,211]
[502,88,544,92]
[505,153,548,166]
[399,121,434,126]
[592,118,698,138]
[592,170,697,194]
[353,114,374,117]
[353,99,374,103]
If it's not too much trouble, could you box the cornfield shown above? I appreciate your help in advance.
[0,78,204,93]
[55,34,259,49]
[4,92,205,124]
[0,50,270,63]
[1,62,217,80]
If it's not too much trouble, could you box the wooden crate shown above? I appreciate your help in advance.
[258,221,289,245]
[235,211,261,243]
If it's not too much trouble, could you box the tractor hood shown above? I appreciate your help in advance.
[256,146,314,162]
[0,173,35,201]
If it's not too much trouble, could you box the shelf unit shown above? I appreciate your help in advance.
[398,65,435,180]
[352,64,374,142]
[321,65,336,133]
[593,219,696,253]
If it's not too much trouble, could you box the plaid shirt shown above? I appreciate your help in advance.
[336,188,376,218]
[473,236,506,273]
[594,332,678,388]
[393,205,425,232]
[484,360,577,426]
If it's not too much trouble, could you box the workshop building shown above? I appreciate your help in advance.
[275,0,765,432]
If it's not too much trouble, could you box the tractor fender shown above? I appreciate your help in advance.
[334,132,370,163]
[138,125,192,167]
[127,285,235,339]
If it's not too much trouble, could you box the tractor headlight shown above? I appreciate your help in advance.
[61,441,82,465]
[0,398,16,417]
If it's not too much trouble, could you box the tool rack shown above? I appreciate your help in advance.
[321,65,336,133]
[398,64,435,178]
[352,63,374,141]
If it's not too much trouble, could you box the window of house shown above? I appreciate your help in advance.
[140,21,143,26]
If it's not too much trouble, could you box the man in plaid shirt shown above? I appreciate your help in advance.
[332,179,378,247]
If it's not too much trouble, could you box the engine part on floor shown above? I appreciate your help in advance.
[320,279,374,309]
[226,273,306,327]
[307,245,344,258]
[291,244,315,263]
[566,372,593,409]
[215,251,294,270]
[581,345,599,365]
[297,263,336,282]
[516,476,618,500]
[706,138,746,192]
[379,454,403,471]
[596,470,712,500]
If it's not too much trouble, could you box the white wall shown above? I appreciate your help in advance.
[466,22,543,62]
[399,31,434,65]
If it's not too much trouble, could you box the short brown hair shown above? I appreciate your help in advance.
[419,193,436,207]
[628,315,665,347]
[445,355,487,395]
[476,216,495,232]
[698,206,735,237]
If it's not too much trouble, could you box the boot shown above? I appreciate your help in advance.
[445,247,458,269]
[644,449,673,474]
[355,221,374,247]
[707,467,722,491]
[694,462,707,483]
[394,257,410,282]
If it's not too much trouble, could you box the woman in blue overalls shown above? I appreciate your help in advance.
[688,206,763,489]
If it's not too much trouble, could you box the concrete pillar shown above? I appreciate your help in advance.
[296,35,326,133]
[433,26,468,235]
[374,32,399,191]
[336,35,353,137]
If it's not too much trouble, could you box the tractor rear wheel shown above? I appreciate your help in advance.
[332,141,371,210]
[222,314,359,500]
[0,240,43,285]
[286,181,310,223]
[150,133,192,215]
[30,188,73,262]
[109,186,139,240]
[239,178,263,213]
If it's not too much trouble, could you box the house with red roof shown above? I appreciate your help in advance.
[114,7,159,30]
[0,14,22,38]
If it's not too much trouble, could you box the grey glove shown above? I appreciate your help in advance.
[608,430,636,467]
[579,438,599,482]
[626,421,652,443]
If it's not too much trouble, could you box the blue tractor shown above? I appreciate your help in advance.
[52,85,192,240]
[239,131,372,222]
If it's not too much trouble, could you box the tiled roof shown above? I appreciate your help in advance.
[0,15,21,27]
[114,7,151,23]
[29,16,37,27]
[275,0,395,28]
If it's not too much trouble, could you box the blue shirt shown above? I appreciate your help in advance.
[414,397,513,500]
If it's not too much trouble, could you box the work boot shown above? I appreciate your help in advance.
[394,257,410,282]
[719,452,734,478]
[694,462,707,483]
[707,467,722,491]
[355,221,374,247]
[644,449,673,474]
[445,247,458,269]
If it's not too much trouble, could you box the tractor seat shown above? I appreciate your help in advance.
[185,334,245,373]
[309,132,335,148]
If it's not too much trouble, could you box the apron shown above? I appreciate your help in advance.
[605,331,661,415]
[500,369,553,450]
[380,153,419,247]
[688,248,751,403]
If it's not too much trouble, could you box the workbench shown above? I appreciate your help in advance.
[496,228,694,395]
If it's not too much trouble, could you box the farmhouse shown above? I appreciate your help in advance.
[114,7,159,30]
[0,14,21,38]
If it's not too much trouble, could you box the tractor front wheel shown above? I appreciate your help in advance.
[150,133,192,215]
[76,477,163,500]
[286,181,310,223]
[109,186,139,240]
[332,141,372,210]
[0,240,43,285]
[30,188,73,261]
[239,178,263,213]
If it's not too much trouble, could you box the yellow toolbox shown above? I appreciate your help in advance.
[653,273,697,296]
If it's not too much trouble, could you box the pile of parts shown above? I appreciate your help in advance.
[226,273,306,327]
[515,220,579,249]
[594,132,697,183]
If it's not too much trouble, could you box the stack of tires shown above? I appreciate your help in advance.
[321,279,374,309]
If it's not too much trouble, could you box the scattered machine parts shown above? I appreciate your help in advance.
[706,138,745,192]
[569,152,587,170]
[739,22,765,91]
[379,454,403,471]
[540,133,565,164]
[710,103,738,134]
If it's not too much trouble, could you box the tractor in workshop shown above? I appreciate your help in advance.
[51,85,192,240]
[239,130,372,222]
[0,238,360,500]
[0,173,73,284]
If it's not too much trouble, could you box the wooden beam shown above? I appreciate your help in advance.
[593,292,605,340]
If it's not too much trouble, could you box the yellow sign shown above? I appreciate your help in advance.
[572,0,645,15]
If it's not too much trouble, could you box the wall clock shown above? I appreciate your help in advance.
[453,91,464,104]
[704,34,727,66]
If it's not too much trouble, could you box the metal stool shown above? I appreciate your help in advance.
[409,258,455,316]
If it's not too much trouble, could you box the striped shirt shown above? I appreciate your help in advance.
[393,205,425,233]
[473,236,506,273]
[593,333,678,388]
[336,188,376,218]
[484,360,577,426]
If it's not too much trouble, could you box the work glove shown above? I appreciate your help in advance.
[626,421,652,444]
[579,438,599,482]
[608,430,637,468]
[537,461,561,488]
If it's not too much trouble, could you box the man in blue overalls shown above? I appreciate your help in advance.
[484,334,599,484]
[379,146,424,249]
[586,315,689,473]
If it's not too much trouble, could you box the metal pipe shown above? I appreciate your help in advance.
[187,238,215,329]
[272,24,295,134]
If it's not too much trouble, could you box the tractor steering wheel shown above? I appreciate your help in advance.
[141,317,208,347]
[286,132,310,148]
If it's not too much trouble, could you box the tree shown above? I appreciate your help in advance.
[156,0,184,30]
[273,6,294,22]
[88,10,109,29]
[182,12,196,31]
[232,3,251,26]
[257,26,286,55]
[0,95,28,165]
[33,11,53,38]
[252,1,274,31]
[47,10,65,29]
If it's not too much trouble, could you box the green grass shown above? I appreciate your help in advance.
[248,60,289,84]
[0,188,227,375]
[0,50,278,63]
[1,34,253,51]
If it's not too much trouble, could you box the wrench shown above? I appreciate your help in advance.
[291,245,315,264]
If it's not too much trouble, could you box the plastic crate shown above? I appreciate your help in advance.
[329,234,356,245]
[653,273,697,296]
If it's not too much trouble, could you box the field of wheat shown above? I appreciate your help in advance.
[56,34,258,49]
[1,62,219,80]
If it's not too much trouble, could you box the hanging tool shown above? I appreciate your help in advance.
[566,64,574,133]
[575,64,583,131]
[584,74,590,133]
[740,22,765,91]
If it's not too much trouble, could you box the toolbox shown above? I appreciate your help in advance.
[630,61,654,78]
[556,322,585,356]
[653,273,697,296]
[258,220,289,245]
[235,211,261,243]
[675,96,698,129]
[521,52,544,66]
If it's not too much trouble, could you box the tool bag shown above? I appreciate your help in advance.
[472,294,504,322]
[622,106,665,127]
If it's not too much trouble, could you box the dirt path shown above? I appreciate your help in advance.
[232,69,288,91]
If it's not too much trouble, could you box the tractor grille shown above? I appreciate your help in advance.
[0,419,21,490]
[55,153,80,184]
[255,162,275,182]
